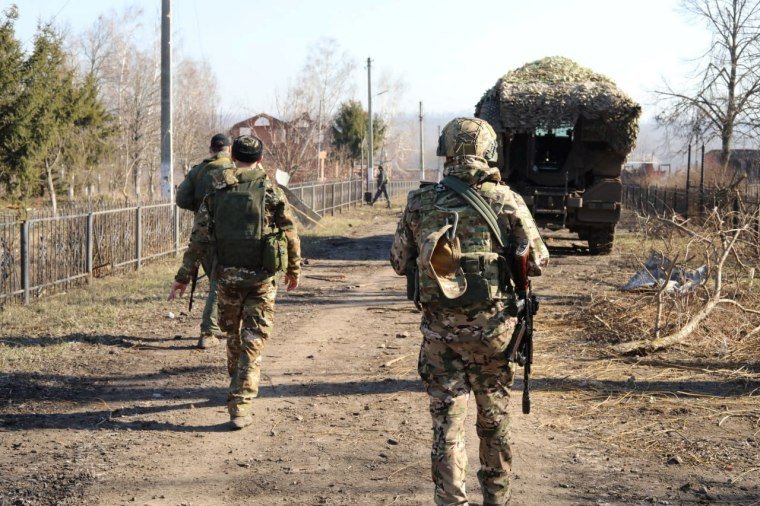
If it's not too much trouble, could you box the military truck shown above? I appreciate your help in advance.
[475,57,641,254]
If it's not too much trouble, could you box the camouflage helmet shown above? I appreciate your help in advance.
[436,117,498,163]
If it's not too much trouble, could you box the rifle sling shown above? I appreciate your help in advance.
[439,176,507,249]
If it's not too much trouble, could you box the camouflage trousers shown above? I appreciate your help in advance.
[418,336,515,506]
[217,266,278,417]
[199,253,220,336]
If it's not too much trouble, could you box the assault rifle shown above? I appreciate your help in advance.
[504,240,539,414]
[188,270,206,312]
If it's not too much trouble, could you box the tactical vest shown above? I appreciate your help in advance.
[416,182,514,308]
[211,170,269,269]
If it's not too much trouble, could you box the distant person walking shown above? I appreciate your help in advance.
[371,165,391,208]
[173,133,234,349]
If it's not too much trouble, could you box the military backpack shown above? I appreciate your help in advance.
[415,178,515,308]
[210,169,287,273]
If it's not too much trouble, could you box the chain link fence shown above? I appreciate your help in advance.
[0,178,421,306]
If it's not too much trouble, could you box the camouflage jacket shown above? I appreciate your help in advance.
[175,151,235,212]
[390,156,549,344]
[175,164,302,284]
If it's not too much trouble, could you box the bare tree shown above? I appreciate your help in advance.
[372,70,407,177]
[77,8,220,201]
[656,0,760,177]
[77,8,160,200]
[269,38,356,179]
[173,59,220,178]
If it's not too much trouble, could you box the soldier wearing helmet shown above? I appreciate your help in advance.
[390,117,548,505]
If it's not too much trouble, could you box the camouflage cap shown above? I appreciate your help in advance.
[420,224,467,299]
[232,135,264,163]
[436,117,498,163]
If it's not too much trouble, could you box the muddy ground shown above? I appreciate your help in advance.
[0,205,758,505]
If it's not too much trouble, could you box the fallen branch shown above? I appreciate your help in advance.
[613,223,749,355]
[304,274,347,282]
[381,354,412,368]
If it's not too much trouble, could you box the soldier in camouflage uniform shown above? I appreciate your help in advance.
[390,118,549,505]
[173,133,235,349]
[169,135,301,430]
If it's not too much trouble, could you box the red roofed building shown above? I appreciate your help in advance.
[229,113,322,183]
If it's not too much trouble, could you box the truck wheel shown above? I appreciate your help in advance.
[587,227,615,255]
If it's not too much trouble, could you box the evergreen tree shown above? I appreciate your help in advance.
[331,100,386,164]
[0,5,26,196]
[0,11,112,207]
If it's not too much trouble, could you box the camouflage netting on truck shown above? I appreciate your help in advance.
[475,56,641,156]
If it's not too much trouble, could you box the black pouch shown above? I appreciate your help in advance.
[406,264,418,301]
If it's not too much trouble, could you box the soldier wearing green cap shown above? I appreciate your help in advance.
[390,117,549,505]
[173,133,235,349]
[169,135,301,430]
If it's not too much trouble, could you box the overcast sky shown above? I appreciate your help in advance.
[13,0,709,123]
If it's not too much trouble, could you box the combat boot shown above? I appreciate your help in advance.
[197,332,219,349]
[229,413,253,430]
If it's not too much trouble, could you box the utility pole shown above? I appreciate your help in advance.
[367,57,374,197]
[160,0,173,201]
[419,101,424,181]
[317,98,323,180]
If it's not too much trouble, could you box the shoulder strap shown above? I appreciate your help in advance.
[440,176,507,249]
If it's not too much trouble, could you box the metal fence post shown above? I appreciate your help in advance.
[174,205,180,257]
[322,184,327,215]
[331,183,336,216]
[136,206,142,270]
[86,212,93,283]
[311,185,316,211]
[20,220,29,305]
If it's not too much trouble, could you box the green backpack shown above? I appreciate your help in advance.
[211,170,287,273]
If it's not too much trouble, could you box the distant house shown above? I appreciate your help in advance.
[229,113,322,183]
[230,113,288,146]
[704,149,760,180]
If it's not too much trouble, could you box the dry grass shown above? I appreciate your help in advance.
[300,199,403,239]
[0,259,186,372]
[535,212,760,472]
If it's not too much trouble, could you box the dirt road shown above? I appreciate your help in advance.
[1,206,758,505]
